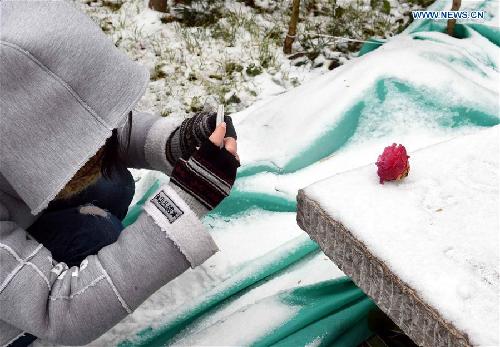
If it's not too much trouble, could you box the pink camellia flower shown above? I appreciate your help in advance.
[375,144,410,184]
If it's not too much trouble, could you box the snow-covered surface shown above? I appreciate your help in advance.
[305,126,500,346]
[72,0,431,118]
[234,26,498,172]
[170,296,298,346]
[232,13,499,202]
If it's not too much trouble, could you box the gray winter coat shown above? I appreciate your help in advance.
[0,1,217,345]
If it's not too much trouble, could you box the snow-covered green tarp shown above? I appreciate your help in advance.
[60,0,498,346]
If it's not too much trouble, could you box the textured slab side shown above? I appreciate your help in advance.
[296,190,472,347]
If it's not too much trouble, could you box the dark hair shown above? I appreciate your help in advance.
[101,111,132,178]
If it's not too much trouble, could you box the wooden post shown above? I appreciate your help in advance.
[283,0,300,54]
[149,0,168,12]
[446,0,462,37]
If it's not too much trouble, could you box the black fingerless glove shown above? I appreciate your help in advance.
[169,138,240,217]
[165,111,237,167]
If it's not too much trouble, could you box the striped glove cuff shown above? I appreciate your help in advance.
[165,112,237,168]
[170,139,239,218]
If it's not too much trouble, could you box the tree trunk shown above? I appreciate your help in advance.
[149,0,168,13]
[446,0,461,37]
[283,0,301,54]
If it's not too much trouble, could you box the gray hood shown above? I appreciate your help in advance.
[0,0,149,214]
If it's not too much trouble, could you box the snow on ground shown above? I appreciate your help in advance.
[70,0,432,118]
[305,126,500,346]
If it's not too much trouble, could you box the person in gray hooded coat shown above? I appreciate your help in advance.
[0,1,240,346]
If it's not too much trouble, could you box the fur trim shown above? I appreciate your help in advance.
[55,147,104,200]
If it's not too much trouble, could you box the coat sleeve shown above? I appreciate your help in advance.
[119,110,183,175]
[0,184,218,346]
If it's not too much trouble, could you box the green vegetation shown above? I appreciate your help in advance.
[75,0,434,117]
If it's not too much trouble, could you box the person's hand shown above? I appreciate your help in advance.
[165,111,237,167]
[208,122,239,162]
[169,122,240,217]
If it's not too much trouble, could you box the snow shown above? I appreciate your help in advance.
[234,27,498,172]
[71,0,430,118]
[130,211,342,344]
[162,246,342,346]
[170,296,297,346]
[232,17,499,208]
[305,126,500,346]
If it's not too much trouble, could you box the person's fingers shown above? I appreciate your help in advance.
[209,122,226,147]
[224,137,237,155]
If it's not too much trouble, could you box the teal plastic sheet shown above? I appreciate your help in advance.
[254,279,376,347]
[119,1,499,345]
